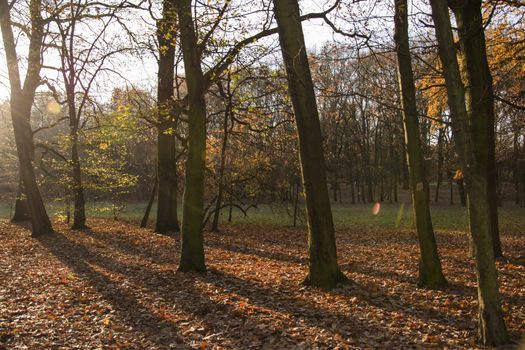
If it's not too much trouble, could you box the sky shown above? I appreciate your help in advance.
[0,1,339,102]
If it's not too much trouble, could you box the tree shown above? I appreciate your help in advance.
[272,0,347,289]
[0,0,53,236]
[45,0,132,229]
[449,0,503,258]
[210,73,234,232]
[155,0,180,234]
[176,0,207,273]
[429,0,509,344]
[393,0,446,288]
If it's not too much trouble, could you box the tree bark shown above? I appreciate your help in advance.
[514,133,520,205]
[449,171,454,205]
[450,0,502,258]
[176,0,207,273]
[293,177,300,227]
[70,129,87,229]
[0,0,53,236]
[211,100,231,232]
[394,0,447,288]
[457,178,467,206]
[156,122,180,233]
[228,185,233,223]
[429,0,509,344]
[12,177,30,222]
[273,0,347,289]
[155,0,180,234]
[401,140,410,190]
[435,127,444,203]
[12,112,33,222]
[141,170,158,228]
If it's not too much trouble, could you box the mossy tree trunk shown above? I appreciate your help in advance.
[273,0,347,289]
[450,0,502,258]
[0,0,53,236]
[394,0,447,288]
[429,0,509,344]
[155,0,180,234]
[176,0,207,273]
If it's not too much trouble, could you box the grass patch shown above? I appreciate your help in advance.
[2,199,523,233]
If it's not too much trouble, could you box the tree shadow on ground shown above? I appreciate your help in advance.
[205,238,306,265]
[210,268,475,336]
[36,222,524,348]
[35,230,407,348]
[81,227,177,266]
[38,231,342,348]
[36,232,194,349]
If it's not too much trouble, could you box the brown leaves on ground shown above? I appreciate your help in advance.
[0,219,524,349]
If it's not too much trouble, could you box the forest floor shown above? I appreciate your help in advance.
[0,219,524,349]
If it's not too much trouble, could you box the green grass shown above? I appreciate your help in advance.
[2,200,524,233]
[0,201,150,222]
[227,202,472,231]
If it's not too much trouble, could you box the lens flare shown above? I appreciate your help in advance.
[372,202,381,216]
[46,101,61,114]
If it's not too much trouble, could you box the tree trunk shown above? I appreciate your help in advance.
[156,123,180,233]
[293,177,300,227]
[457,178,467,206]
[60,15,87,230]
[450,0,503,259]
[0,0,53,236]
[429,0,509,344]
[520,159,525,207]
[10,98,54,236]
[176,0,207,273]
[12,178,30,222]
[210,135,228,232]
[374,124,382,202]
[141,171,158,228]
[70,131,87,229]
[401,140,410,190]
[514,133,520,205]
[348,161,356,204]
[211,91,231,232]
[449,171,454,205]
[65,191,71,225]
[13,116,34,222]
[394,171,399,202]
[394,0,447,288]
[155,0,180,234]
[350,179,356,204]
[435,127,444,203]
[273,0,347,289]
[228,187,233,223]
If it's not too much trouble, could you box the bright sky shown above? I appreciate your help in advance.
[0,1,340,102]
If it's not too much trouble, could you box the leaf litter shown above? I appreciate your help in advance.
[0,219,523,349]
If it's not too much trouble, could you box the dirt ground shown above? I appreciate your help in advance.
[0,219,523,349]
